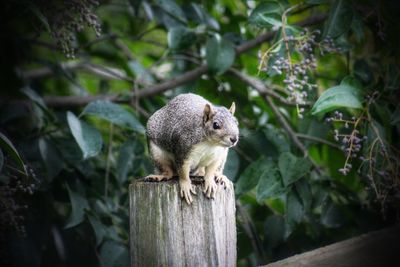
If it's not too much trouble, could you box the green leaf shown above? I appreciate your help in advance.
[263,125,290,153]
[278,152,311,186]
[249,1,285,27]
[354,60,374,85]
[0,133,27,176]
[0,149,3,173]
[306,0,329,3]
[311,79,363,115]
[341,76,362,90]
[21,87,46,108]
[67,111,103,159]
[323,0,353,38]
[286,190,304,227]
[188,3,219,30]
[386,64,400,91]
[391,104,400,125]
[28,3,51,32]
[100,241,129,267]
[312,185,329,209]
[240,128,278,158]
[168,26,197,51]
[295,179,312,212]
[224,149,240,182]
[39,138,64,181]
[321,200,345,228]
[65,184,89,228]
[55,137,83,164]
[88,214,107,246]
[264,215,285,249]
[82,101,145,134]
[256,162,285,202]
[235,157,272,195]
[128,60,155,85]
[117,140,143,184]
[155,0,187,24]
[128,0,142,14]
[351,12,364,42]
[206,34,236,75]
[258,14,283,28]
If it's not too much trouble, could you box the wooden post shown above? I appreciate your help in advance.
[129,177,237,267]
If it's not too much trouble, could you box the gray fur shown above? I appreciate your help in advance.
[146,93,239,169]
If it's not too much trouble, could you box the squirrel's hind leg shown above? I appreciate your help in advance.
[145,141,175,182]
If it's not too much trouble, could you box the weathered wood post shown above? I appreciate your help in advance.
[129,177,237,267]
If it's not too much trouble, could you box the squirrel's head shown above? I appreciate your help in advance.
[203,102,239,147]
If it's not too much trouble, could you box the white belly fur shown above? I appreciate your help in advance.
[187,141,227,170]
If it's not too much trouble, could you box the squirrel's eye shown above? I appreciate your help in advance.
[213,122,220,130]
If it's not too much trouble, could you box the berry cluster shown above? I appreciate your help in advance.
[41,0,101,58]
[0,167,38,240]
[258,29,340,118]
[326,111,366,175]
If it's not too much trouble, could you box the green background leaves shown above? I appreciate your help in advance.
[0,133,27,176]
[278,152,312,186]
[65,184,89,228]
[1,0,399,266]
[206,34,236,74]
[82,100,145,134]
[67,111,103,159]
[312,77,363,115]
[324,0,353,38]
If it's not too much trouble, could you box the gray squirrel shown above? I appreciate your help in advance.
[145,93,239,204]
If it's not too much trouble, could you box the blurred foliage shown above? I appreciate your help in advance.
[1,0,400,266]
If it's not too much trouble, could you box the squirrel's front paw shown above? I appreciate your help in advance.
[215,174,230,189]
[179,179,197,204]
[203,178,218,199]
[145,174,168,182]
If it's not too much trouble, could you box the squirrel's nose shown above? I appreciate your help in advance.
[230,136,237,144]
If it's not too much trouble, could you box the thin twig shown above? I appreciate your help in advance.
[228,68,305,107]
[80,33,118,49]
[114,39,135,60]
[229,68,321,172]
[296,133,341,149]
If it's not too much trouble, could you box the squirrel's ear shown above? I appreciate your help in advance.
[203,104,214,123]
[229,102,236,115]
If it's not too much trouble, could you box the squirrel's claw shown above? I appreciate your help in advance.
[180,179,196,204]
[144,174,172,182]
[145,174,170,182]
[215,174,229,190]
[203,179,218,199]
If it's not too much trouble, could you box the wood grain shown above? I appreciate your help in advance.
[129,177,236,267]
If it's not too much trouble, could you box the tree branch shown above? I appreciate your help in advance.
[228,69,303,106]
[42,94,121,108]
[296,133,341,149]
[21,61,134,82]
[134,65,209,98]
[42,13,327,108]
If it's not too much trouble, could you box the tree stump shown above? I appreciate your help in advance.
[129,177,236,267]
